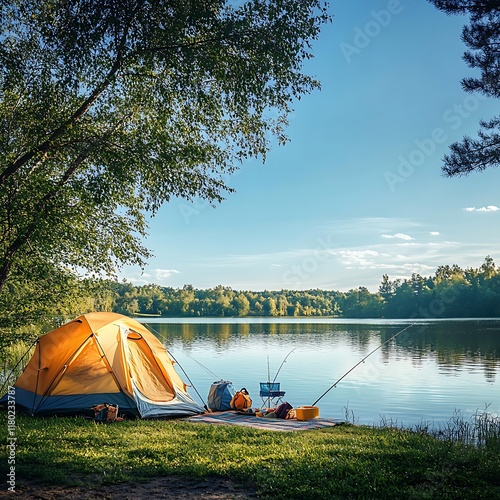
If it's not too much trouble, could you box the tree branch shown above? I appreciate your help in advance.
[0,7,137,188]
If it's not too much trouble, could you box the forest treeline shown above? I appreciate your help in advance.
[93,257,500,319]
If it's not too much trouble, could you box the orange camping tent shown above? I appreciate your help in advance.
[1,312,204,418]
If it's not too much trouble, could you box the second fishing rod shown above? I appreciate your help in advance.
[311,323,414,407]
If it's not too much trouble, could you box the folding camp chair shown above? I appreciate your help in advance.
[259,382,286,409]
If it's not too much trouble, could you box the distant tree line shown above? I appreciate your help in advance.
[98,256,500,319]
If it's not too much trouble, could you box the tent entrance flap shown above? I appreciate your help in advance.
[127,337,175,402]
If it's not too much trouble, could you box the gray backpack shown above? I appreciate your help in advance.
[207,380,236,411]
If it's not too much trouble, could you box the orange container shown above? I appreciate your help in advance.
[295,405,320,421]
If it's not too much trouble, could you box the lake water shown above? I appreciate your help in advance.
[138,317,500,429]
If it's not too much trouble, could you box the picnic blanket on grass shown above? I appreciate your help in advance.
[186,411,345,432]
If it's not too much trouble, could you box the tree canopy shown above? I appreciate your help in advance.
[78,257,500,319]
[0,0,330,328]
[428,0,500,176]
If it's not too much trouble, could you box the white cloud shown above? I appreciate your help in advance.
[465,206,499,212]
[152,269,180,279]
[430,231,440,236]
[320,217,422,235]
[334,249,379,267]
[381,233,413,241]
[395,233,414,240]
[376,262,436,274]
[122,268,181,286]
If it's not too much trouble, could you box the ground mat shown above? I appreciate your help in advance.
[186,411,345,432]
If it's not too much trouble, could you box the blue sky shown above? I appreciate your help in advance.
[120,0,500,292]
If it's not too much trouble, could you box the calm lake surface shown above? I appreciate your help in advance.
[138,318,500,429]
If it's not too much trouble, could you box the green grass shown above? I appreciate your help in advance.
[2,414,500,499]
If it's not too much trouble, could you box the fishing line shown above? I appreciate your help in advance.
[186,354,220,380]
[146,323,170,345]
[311,323,414,407]
[147,324,220,378]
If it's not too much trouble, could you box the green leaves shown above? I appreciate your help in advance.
[428,1,500,176]
[0,0,331,309]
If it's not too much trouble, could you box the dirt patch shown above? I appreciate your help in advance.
[0,476,257,499]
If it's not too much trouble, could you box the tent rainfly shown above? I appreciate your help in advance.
[0,312,204,418]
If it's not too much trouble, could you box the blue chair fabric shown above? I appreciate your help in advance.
[259,382,286,408]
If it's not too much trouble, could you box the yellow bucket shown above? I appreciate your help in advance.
[295,405,320,421]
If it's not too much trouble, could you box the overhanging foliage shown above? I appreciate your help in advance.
[0,0,330,295]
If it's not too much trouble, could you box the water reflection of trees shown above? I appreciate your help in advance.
[387,322,499,381]
[146,321,500,382]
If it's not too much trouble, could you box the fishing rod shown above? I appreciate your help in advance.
[264,348,296,383]
[311,323,414,407]
[272,347,296,383]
